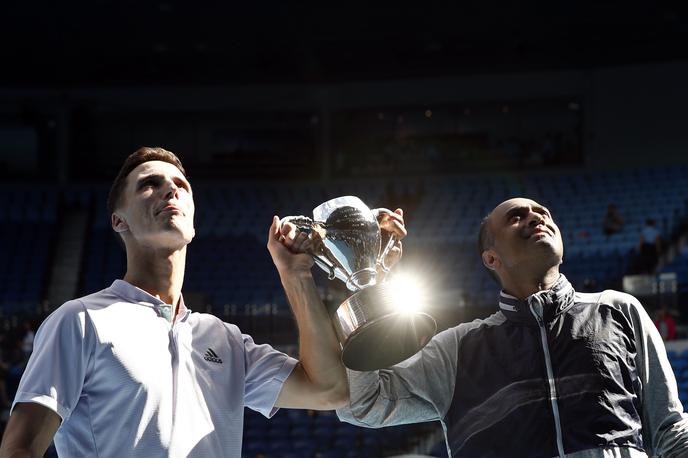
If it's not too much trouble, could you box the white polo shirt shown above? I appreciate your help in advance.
[13,280,298,457]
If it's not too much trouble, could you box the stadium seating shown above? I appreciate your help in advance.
[666,349,688,411]
[73,164,688,311]
[0,187,57,314]
[662,246,688,293]
[3,165,688,457]
[241,408,433,458]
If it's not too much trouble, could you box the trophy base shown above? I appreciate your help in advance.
[340,312,436,371]
[332,282,437,371]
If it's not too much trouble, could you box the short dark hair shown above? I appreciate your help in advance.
[107,147,187,246]
[478,213,501,285]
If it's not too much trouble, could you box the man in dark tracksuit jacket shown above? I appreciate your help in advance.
[337,197,688,457]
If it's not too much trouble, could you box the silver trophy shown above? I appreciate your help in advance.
[283,196,436,371]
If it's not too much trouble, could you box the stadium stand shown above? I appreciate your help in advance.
[0,188,57,315]
[75,165,688,309]
[241,408,437,458]
[3,164,688,457]
[662,246,688,294]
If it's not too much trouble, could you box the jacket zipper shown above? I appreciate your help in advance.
[529,298,565,458]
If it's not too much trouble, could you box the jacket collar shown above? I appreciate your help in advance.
[497,274,575,324]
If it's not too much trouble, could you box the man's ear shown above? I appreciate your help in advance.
[112,213,129,233]
[482,249,500,272]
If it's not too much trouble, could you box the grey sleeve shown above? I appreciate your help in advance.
[615,292,688,457]
[336,325,460,428]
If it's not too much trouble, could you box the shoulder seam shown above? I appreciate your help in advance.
[455,312,506,341]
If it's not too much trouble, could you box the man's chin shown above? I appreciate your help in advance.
[139,229,193,251]
[161,223,194,240]
[529,240,563,261]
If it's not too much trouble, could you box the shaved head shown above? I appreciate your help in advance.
[478,197,563,287]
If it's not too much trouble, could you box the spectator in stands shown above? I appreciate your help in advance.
[602,203,624,237]
[338,197,688,457]
[637,218,663,273]
[0,147,407,458]
[654,307,677,341]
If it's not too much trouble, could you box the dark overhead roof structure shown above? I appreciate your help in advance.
[2,2,688,86]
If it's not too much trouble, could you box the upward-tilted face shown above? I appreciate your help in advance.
[111,160,195,251]
[483,197,563,276]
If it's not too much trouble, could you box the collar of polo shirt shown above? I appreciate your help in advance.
[109,279,189,322]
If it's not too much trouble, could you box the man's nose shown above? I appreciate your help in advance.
[163,181,179,200]
[528,212,544,227]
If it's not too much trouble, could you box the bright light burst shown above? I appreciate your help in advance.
[385,272,427,315]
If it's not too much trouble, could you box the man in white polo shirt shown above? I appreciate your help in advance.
[0,147,406,457]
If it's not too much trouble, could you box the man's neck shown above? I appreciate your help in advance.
[501,267,560,301]
[123,245,186,308]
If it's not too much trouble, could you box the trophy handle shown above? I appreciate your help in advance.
[314,257,337,280]
[281,215,339,280]
[377,234,397,273]
[280,215,314,234]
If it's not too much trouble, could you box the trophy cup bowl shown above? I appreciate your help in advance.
[283,196,436,371]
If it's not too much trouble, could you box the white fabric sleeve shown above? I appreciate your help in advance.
[606,291,688,458]
[336,324,461,427]
[242,333,298,418]
[11,300,93,422]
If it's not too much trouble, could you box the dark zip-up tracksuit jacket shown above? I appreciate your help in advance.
[337,275,688,457]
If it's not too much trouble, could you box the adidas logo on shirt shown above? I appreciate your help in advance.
[203,348,223,364]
